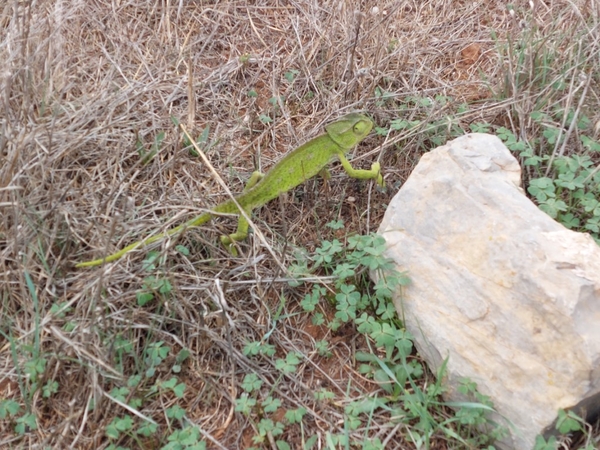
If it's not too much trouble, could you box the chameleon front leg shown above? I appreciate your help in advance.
[336,151,385,187]
[219,170,263,255]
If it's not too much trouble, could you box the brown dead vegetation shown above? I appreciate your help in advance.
[1,0,599,448]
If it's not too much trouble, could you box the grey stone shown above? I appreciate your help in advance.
[375,133,600,449]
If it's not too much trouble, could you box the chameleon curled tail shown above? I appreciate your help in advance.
[76,113,383,268]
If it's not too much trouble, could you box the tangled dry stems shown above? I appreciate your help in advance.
[1,0,599,448]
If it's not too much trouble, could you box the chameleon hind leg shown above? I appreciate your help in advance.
[336,151,385,188]
[220,208,251,255]
[219,170,263,255]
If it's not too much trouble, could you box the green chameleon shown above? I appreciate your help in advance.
[76,113,383,268]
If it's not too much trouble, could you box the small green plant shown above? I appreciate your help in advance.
[284,407,306,424]
[284,69,299,83]
[136,130,165,164]
[106,415,134,439]
[158,377,187,398]
[242,340,276,357]
[135,252,174,306]
[239,53,251,64]
[171,115,214,157]
[0,399,20,419]
[258,113,272,124]
[274,352,301,374]
[533,408,594,450]
[554,408,584,434]
[497,121,600,244]
[162,426,206,450]
[144,341,170,378]
[533,434,558,450]
[172,348,190,374]
[314,339,331,357]
[241,373,263,393]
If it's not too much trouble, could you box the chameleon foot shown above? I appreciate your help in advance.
[220,235,239,256]
[370,162,385,188]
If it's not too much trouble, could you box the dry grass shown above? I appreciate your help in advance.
[1,0,599,448]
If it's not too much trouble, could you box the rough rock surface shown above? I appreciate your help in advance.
[375,133,600,449]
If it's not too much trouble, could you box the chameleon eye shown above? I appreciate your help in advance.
[354,122,366,133]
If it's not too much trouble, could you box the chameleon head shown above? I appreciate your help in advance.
[325,113,374,150]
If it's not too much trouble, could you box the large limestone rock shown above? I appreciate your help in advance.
[376,133,600,449]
